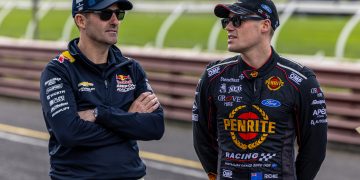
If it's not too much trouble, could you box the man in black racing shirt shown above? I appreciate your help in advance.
[192,0,327,179]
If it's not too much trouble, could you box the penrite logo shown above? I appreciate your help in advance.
[223,105,276,150]
[265,76,284,91]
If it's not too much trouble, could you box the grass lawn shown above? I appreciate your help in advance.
[118,12,169,46]
[38,10,71,40]
[0,9,31,38]
[276,15,349,57]
[165,13,217,49]
[345,23,360,59]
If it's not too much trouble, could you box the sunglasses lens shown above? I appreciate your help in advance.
[99,10,125,21]
[116,11,125,20]
[221,18,229,29]
[232,16,241,27]
[99,11,113,21]
[221,16,242,29]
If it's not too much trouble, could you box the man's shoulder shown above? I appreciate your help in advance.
[50,50,76,65]
[205,55,239,78]
[277,56,315,77]
[44,50,76,71]
[276,56,316,86]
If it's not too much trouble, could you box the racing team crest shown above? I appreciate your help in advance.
[223,105,276,150]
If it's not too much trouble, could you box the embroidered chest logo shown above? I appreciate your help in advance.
[250,71,258,78]
[265,76,284,91]
[223,105,276,150]
[116,74,136,92]
[78,81,95,92]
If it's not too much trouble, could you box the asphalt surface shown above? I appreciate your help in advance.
[0,96,359,180]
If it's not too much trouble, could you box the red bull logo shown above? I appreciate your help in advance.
[116,75,130,81]
[116,74,135,92]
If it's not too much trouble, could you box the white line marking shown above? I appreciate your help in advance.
[0,130,206,178]
[0,131,47,147]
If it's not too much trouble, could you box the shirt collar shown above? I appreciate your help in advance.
[240,47,279,80]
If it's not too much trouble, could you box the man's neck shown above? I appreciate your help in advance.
[240,45,272,69]
[77,37,110,64]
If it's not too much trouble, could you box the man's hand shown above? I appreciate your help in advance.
[78,109,96,122]
[128,92,160,113]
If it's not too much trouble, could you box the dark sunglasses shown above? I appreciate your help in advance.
[221,15,264,29]
[83,9,125,21]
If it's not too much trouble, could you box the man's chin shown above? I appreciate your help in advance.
[106,39,118,46]
[228,46,238,53]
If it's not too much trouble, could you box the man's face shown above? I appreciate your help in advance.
[83,4,122,46]
[224,13,263,53]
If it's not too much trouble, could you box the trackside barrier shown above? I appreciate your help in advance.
[0,42,359,146]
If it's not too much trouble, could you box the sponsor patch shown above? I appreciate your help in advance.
[78,81,95,92]
[310,87,323,97]
[223,105,276,150]
[251,172,263,180]
[50,102,69,113]
[289,72,303,85]
[311,119,328,126]
[250,71,259,78]
[207,66,220,77]
[44,78,61,87]
[313,108,326,117]
[261,4,272,13]
[220,77,240,83]
[264,174,279,179]
[219,83,227,93]
[51,107,70,117]
[116,74,136,92]
[54,51,75,63]
[265,76,284,91]
[240,74,245,80]
[261,99,281,108]
[49,95,65,107]
[218,95,243,102]
[222,169,233,178]
[228,85,242,93]
[46,84,63,94]
[192,114,198,121]
[311,99,326,105]
[225,152,276,162]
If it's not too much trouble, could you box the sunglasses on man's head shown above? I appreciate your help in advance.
[83,9,125,21]
[221,15,264,29]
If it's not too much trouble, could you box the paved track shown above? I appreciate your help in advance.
[0,97,359,180]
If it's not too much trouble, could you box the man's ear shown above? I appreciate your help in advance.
[74,14,87,29]
[261,19,272,33]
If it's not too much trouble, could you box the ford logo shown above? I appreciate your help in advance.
[261,99,281,107]
[261,4,272,13]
